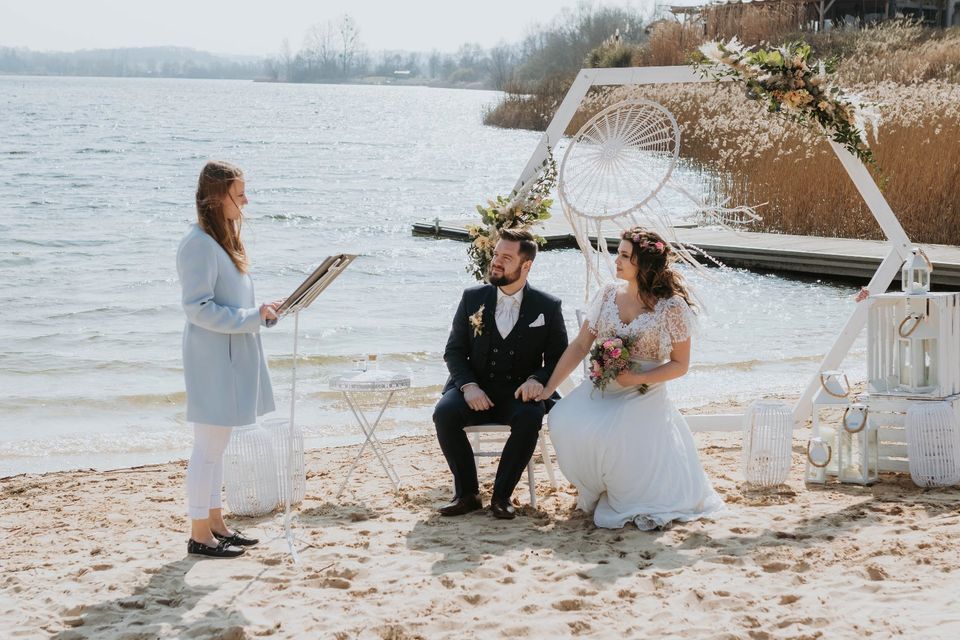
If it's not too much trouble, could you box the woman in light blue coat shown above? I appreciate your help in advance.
[177,160,278,559]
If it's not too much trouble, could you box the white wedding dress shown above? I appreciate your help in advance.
[549,282,726,530]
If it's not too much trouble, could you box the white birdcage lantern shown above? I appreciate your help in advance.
[224,425,280,517]
[742,400,793,487]
[905,401,960,487]
[867,292,960,399]
[901,248,932,294]
[263,418,306,508]
[836,402,879,485]
[805,371,850,484]
[896,306,937,394]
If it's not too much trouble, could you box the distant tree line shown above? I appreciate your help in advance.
[0,3,652,89]
[0,46,262,79]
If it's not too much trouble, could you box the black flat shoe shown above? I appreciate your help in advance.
[213,529,259,547]
[438,493,483,517]
[187,538,245,558]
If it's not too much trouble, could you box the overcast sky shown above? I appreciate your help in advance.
[0,0,659,57]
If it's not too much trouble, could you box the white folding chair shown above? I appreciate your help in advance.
[464,376,577,509]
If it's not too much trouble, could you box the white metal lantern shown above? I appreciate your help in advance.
[263,418,306,508]
[901,248,932,294]
[836,403,879,485]
[805,371,850,484]
[867,292,960,398]
[224,425,280,517]
[905,401,960,487]
[742,400,793,487]
[896,307,937,394]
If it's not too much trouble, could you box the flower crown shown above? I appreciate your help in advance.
[622,231,667,255]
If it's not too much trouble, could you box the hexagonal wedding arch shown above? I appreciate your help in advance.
[513,65,912,431]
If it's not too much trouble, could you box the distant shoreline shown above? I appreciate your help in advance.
[0,72,495,92]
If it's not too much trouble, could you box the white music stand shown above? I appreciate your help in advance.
[272,253,356,564]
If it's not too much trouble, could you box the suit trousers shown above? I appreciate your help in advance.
[433,385,546,501]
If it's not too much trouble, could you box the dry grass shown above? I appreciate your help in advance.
[572,81,960,245]
[486,19,960,245]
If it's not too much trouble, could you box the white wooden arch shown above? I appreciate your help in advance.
[515,65,912,431]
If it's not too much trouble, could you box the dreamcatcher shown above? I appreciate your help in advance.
[557,99,759,295]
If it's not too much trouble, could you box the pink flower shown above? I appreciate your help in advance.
[610,348,622,358]
[632,234,641,243]
[602,340,613,348]
[655,241,664,251]
[591,362,601,376]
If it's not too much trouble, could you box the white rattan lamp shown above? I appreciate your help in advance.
[742,401,793,487]
[905,401,960,487]
[263,417,305,509]
[224,424,280,517]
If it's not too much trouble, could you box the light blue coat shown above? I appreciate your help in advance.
[177,223,275,426]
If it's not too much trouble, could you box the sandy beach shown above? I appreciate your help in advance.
[3,401,960,640]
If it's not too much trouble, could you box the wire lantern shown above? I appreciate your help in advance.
[224,425,280,517]
[264,417,306,508]
[905,401,960,487]
[742,400,794,487]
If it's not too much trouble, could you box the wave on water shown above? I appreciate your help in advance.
[14,237,115,248]
[267,350,443,370]
[75,147,121,154]
[0,391,187,411]
[689,353,827,373]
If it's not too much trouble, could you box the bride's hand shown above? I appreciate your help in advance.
[535,386,556,402]
[616,370,644,387]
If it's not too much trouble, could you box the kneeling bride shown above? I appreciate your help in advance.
[537,228,726,530]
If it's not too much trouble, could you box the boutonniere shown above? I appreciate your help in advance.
[468,304,485,337]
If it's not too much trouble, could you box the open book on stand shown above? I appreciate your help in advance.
[268,254,357,325]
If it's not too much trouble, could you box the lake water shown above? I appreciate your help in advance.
[0,76,865,475]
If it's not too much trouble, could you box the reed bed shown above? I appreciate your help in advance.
[569,80,960,245]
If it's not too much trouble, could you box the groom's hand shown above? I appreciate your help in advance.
[463,384,494,411]
[515,378,544,403]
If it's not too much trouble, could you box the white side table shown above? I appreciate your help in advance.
[329,370,410,499]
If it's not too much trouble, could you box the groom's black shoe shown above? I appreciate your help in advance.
[490,496,516,520]
[439,493,482,516]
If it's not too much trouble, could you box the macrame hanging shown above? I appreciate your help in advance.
[557,99,758,299]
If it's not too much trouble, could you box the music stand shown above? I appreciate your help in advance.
[273,253,356,563]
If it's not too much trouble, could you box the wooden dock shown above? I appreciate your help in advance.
[412,218,960,288]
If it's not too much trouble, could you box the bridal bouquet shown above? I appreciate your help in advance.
[588,336,649,395]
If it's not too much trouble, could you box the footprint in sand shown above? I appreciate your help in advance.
[90,563,113,571]
[761,561,791,573]
[552,598,584,611]
[866,564,888,581]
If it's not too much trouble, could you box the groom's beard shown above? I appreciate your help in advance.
[488,264,521,287]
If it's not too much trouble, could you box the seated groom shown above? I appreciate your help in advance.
[433,228,568,520]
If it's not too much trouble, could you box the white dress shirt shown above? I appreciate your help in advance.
[495,287,523,339]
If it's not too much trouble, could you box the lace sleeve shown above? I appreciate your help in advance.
[662,295,697,344]
[585,282,616,335]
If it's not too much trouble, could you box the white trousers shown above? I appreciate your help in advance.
[185,422,234,520]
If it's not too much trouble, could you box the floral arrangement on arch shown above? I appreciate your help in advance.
[466,149,557,282]
[693,38,880,166]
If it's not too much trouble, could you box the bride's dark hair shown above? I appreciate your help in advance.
[620,227,696,313]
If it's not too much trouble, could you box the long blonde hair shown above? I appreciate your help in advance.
[195,160,248,273]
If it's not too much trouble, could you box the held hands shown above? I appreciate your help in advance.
[463,384,494,411]
[515,378,544,403]
[535,385,556,402]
